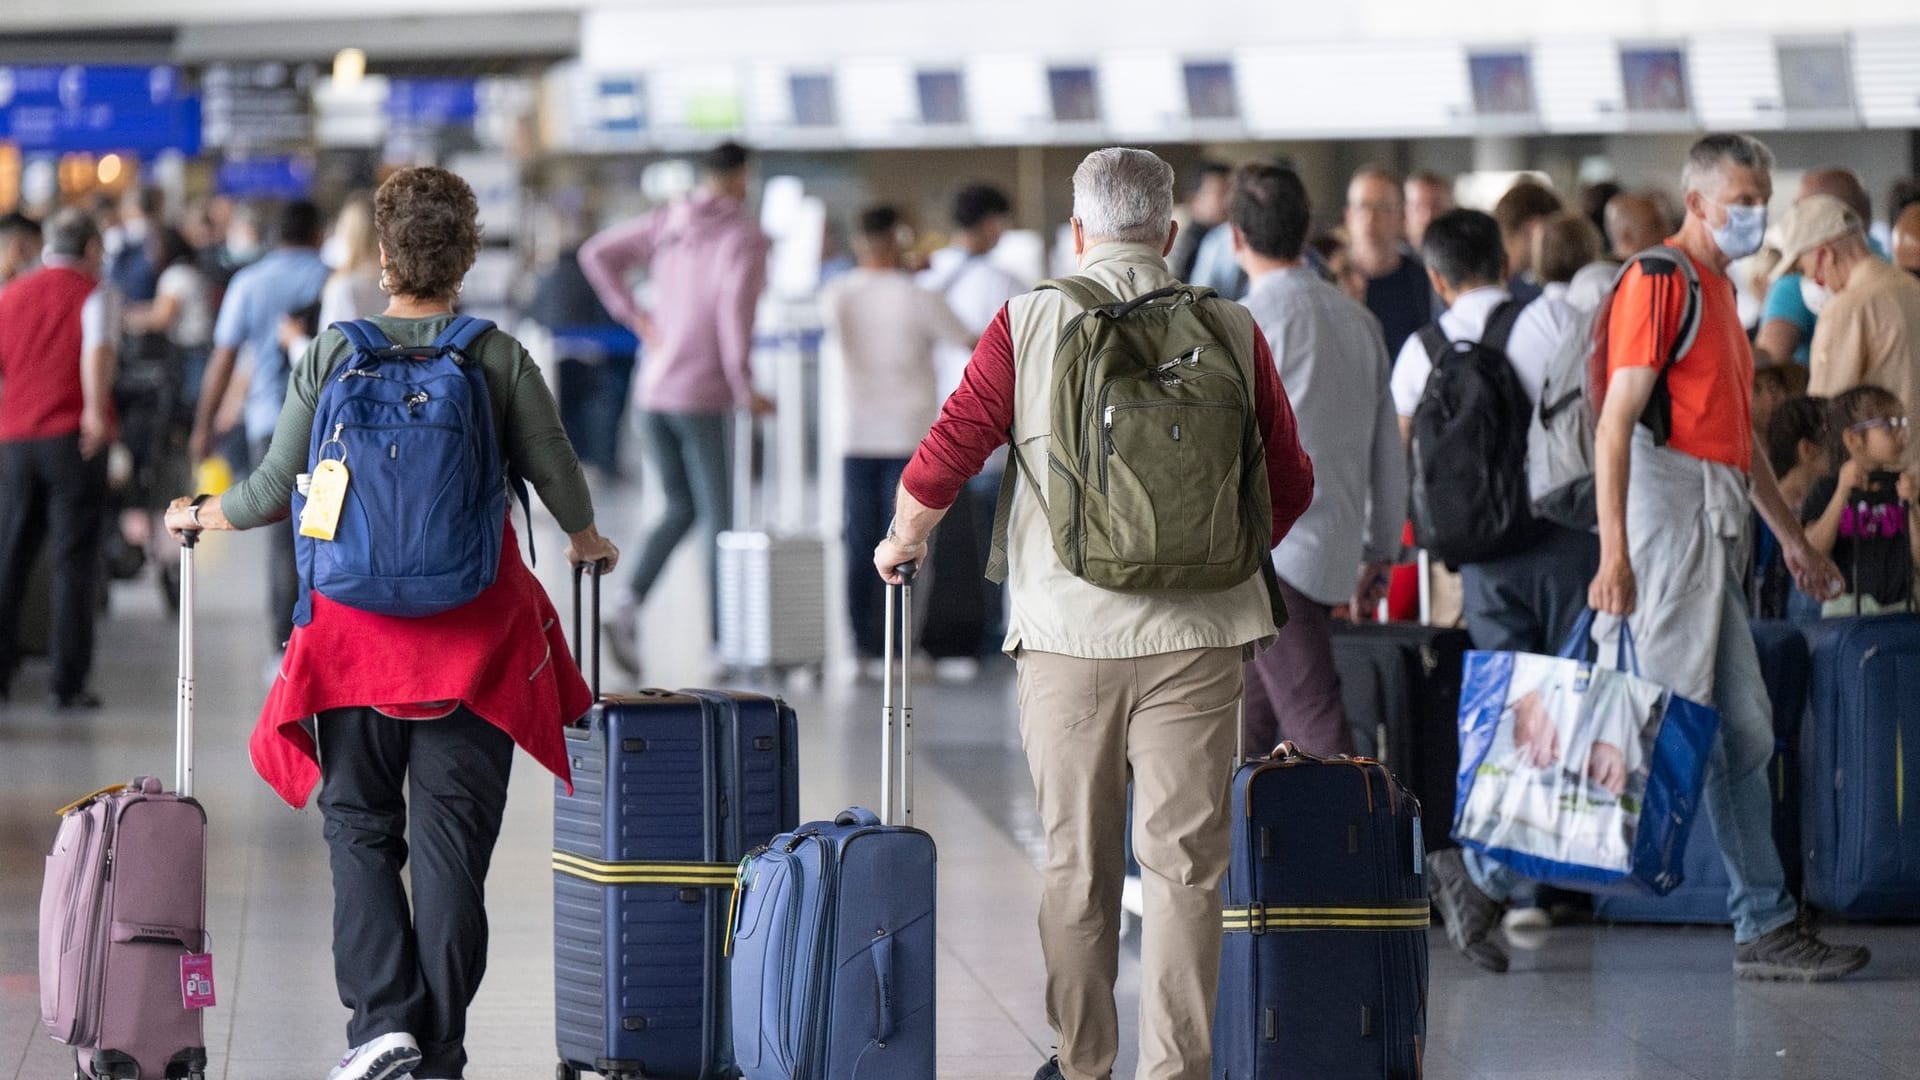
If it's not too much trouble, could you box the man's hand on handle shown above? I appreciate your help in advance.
[1588,555,1637,617]
[1783,537,1842,602]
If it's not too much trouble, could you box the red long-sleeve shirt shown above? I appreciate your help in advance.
[903,304,1314,544]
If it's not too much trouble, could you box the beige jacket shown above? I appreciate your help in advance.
[1809,257,1920,420]
[1000,242,1277,660]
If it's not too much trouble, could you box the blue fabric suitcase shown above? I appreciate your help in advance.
[1213,744,1429,1080]
[728,573,937,1080]
[1594,620,1809,923]
[1802,614,1920,918]
[554,570,800,1080]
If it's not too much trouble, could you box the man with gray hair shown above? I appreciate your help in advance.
[874,147,1314,1080]
[0,208,120,708]
[1431,133,1871,981]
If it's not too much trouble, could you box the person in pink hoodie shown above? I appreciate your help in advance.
[579,141,773,673]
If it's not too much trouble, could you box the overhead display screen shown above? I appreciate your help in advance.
[916,69,966,125]
[1469,52,1536,115]
[1620,47,1691,113]
[1047,65,1100,124]
[1182,61,1238,121]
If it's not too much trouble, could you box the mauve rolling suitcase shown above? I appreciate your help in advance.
[1801,614,1920,918]
[1213,744,1429,1080]
[40,535,209,1080]
[1594,620,1809,924]
[728,570,937,1080]
[554,568,801,1080]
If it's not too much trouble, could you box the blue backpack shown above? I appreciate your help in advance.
[292,315,522,624]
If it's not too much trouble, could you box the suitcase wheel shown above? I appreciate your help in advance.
[555,1064,579,1080]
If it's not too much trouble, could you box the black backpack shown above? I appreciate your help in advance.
[1409,299,1536,568]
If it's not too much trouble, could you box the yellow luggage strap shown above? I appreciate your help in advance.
[1222,900,1431,934]
[550,851,741,887]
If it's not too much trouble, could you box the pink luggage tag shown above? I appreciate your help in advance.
[180,953,216,1009]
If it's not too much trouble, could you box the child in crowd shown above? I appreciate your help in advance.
[1801,384,1920,617]
[1756,395,1832,620]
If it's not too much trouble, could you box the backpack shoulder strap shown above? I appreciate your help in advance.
[432,314,496,356]
[333,319,393,354]
[1035,276,1122,311]
[1416,322,1450,366]
[1480,298,1527,355]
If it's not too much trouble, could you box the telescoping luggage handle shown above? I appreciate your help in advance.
[881,564,917,827]
[176,531,198,799]
[571,561,604,700]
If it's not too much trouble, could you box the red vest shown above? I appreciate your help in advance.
[0,265,99,442]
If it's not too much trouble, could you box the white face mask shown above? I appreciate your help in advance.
[1801,275,1834,316]
[1708,201,1767,261]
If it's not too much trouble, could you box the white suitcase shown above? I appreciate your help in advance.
[715,406,827,674]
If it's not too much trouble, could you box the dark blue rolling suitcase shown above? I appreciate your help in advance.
[1802,614,1920,918]
[728,572,937,1080]
[555,568,800,1080]
[1594,620,1809,923]
[1213,744,1429,1080]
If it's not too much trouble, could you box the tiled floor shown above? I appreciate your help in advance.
[2,489,1914,1079]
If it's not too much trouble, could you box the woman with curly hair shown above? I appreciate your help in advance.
[165,167,619,1080]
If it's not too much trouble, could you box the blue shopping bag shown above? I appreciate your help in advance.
[1452,611,1721,895]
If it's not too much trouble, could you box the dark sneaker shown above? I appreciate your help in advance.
[1033,1057,1064,1080]
[52,690,102,710]
[1735,923,1871,982]
[1428,848,1509,973]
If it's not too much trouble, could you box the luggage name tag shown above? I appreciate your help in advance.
[180,952,216,1009]
[299,431,351,541]
[1411,818,1425,876]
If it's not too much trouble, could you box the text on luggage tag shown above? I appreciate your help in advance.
[180,953,215,1010]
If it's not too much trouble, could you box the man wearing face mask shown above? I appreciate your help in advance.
[1779,195,1920,429]
[1582,135,1867,981]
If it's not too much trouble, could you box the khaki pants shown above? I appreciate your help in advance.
[1015,646,1243,1080]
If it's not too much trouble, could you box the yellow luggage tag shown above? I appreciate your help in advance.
[299,431,351,541]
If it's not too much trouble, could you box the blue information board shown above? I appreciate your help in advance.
[214,156,315,199]
[0,65,201,154]
[386,78,479,125]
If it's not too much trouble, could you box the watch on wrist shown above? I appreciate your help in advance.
[188,493,210,529]
[886,519,926,552]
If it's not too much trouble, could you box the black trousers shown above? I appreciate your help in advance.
[317,706,514,1079]
[0,435,107,695]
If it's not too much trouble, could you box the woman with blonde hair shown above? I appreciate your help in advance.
[319,192,386,325]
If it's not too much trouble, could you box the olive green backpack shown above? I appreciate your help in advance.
[988,276,1275,596]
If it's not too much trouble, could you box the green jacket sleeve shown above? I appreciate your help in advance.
[221,333,338,530]
[501,340,595,534]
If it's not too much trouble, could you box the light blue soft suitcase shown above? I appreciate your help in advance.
[727,573,937,1080]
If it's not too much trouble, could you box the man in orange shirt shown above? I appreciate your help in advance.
[1591,135,1864,979]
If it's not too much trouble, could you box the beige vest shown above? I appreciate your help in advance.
[1000,241,1277,660]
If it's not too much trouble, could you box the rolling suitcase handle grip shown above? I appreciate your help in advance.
[176,530,197,798]
[571,561,605,701]
[881,562,918,827]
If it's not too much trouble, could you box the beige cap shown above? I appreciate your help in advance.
[1770,194,1863,280]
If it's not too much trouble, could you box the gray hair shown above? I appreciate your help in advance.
[1072,148,1175,245]
[1682,133,1776,195]
[45,208,100,260]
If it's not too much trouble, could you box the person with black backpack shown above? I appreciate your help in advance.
[1390,210,1600,972]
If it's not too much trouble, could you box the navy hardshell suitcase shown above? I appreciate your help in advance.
[1593,620,1809,923]
[554,568,800,1080]
[1802,614,1920,918]
[728,572,937,1080]
[1213,744,1429,1080]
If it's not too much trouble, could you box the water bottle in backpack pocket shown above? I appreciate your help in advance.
[291,316,514,622]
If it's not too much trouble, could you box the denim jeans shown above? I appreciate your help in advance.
[628,411,731,629]
[842,456,910,658]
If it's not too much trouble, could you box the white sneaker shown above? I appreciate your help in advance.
[328,1033,422,1080]
[602,592,642,679]
[1121,874,1145,919]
